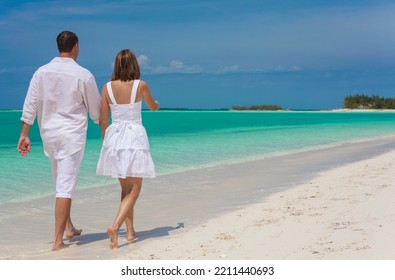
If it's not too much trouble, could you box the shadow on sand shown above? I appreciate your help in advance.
[69,223,184,247]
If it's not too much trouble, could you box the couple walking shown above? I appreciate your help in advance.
[17,31,159,251]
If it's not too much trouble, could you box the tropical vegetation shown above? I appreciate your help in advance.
[343,94,395,109]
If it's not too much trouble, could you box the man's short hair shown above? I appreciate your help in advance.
[56,31,78,53]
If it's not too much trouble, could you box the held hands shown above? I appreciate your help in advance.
[17,136,31,157]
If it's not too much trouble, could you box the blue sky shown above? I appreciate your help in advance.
[1,0,395,109]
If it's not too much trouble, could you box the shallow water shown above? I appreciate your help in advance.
[2,110,395,205]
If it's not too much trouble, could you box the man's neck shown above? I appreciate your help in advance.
[60,53,77,61]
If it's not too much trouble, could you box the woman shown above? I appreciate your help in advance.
[96,49,159,249]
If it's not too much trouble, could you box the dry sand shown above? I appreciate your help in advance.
[129,149,395,260]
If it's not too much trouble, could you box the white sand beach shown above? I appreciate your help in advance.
[1,137,395,260]
[129,149,395,260]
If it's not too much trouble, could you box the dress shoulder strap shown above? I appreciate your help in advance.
[106,82,117,105]
[130,80,140,104]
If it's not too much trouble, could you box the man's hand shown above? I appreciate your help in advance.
[17,136,31,157]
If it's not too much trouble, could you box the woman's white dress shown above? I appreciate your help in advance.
[96,80,155,178]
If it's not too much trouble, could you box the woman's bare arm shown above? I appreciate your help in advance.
[140,81,159,111]
[99,85,111,138]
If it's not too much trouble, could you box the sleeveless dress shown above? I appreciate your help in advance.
[96,80,155,178]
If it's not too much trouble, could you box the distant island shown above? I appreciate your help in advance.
[231,105,285,111]
[343,94,395,109]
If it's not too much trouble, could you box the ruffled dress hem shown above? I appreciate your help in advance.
[96,147,156,179]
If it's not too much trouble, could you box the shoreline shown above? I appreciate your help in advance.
[1,136,395,259]
[3,108,395,112]
[2,133,395,207]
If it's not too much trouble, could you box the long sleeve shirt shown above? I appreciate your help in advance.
[21,57,101,160]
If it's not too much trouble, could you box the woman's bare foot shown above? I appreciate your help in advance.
[127,229,137,242]
[51,242,69,251]
[107,227,119,249]
[66,228,82,239]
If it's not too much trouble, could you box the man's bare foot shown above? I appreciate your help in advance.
[66,228,82,239]
[107,227,119,249]
[51,242,69,251]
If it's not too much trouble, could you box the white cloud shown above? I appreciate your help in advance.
[169,60,184,70]
[137,55,151,69]
[137,54,303,75]
[271,65,302,73]
[215,65,240,74]
[138,55,202,74]
[168,60,201,73]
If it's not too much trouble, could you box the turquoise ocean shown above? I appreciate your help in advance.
[1,110,395,206]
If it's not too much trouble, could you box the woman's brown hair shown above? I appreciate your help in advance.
[111,49,141,81]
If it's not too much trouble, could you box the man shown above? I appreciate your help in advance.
[17,31,101,251]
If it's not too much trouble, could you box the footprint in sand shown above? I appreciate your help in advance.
[253,218,280,227]
[216,233,235,240]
